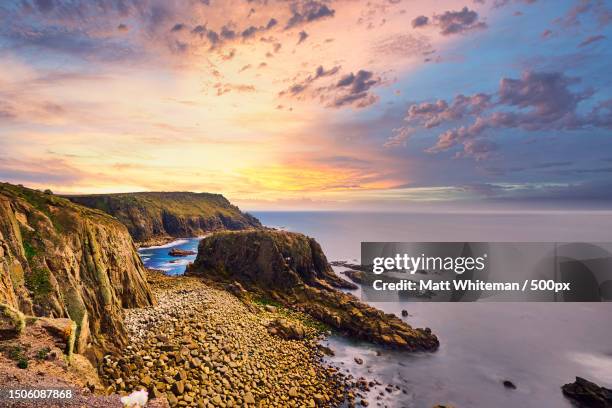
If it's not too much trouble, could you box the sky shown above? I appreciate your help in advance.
[0,0,611,210]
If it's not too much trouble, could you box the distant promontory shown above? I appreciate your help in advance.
[66,192,262,247]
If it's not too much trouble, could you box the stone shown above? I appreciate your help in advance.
[267,318,306,340]
[172,380,185,395]
[503,380,516,390]
[0,303,25,340]
[288,387,299,398]
[168,248,196,257]
[354,357,363,365]
[244,392,255,404]
[562,377,612,408]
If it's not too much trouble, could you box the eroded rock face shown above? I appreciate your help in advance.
[66,192,262,246]
[0,183,155,354]
[186,230,439,351]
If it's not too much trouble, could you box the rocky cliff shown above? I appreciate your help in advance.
[66,192,262,246]
[186,230,439,351]
[0,183,154,357]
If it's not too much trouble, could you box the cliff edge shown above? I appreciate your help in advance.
[66,192,262,246]
[0,183,154,358]
[186,230,439,351]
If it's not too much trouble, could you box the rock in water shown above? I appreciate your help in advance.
[186,230,439,351]
[0,182,155,356]
[168,248,196,257]
[562,377,612,408]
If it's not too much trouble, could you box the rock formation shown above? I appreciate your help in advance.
[0,183,154,358]
[562,377,612,408]
[186,230,439,351]
[66,192,262,246]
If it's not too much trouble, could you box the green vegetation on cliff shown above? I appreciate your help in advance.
[0,182,154,356]
[187,230,439,351]
[65,192,262,245]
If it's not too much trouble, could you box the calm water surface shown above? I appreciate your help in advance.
[139,211,612,408]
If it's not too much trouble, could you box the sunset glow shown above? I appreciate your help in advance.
[1,0,611,209]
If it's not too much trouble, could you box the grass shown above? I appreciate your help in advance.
[4,345,29,369]
[25,267,53,299]
[36,347,51,360]
[253,297,331,334]
[23,240,37,261]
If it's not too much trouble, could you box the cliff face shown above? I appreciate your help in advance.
[186,230,439,351]
[0,183,154,355]
[189,230,356,290]
[66,192,262,245]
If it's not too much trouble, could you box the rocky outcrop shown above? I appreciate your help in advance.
[562,377,612,408]
[66,192,262,246]
[186,230,439,351]
[168,248,196,257]
[0,303,25,339]
[0,183,154,356]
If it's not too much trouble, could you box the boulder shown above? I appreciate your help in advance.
[0,303,25,339]
[267,318,306,340]
[168,248,196,257]
[562,377,612,408]
[37,317,77,356]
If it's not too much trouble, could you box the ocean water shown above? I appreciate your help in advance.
[138,238,200,275]
[138,211,612,407]
[253,211,612,408]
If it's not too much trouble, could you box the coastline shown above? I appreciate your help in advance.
[101,270,359,407]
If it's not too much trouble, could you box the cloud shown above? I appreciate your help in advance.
[578,34,606,47]
[279,65,340,96]
[388,70,607,158]
[433,7,487,35]
[279,66,381,109]
[383,127,414,148]
[555,0,612,28]
[541,29,552,39]
[411,7,486,36]
[297,30,309,44]
[328,70,381,108]
[411,15,429,28]
[171,23,186,32]
[285,1,335,29]
[214,83,256,96]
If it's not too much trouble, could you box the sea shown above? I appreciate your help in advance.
[138,211,612,408]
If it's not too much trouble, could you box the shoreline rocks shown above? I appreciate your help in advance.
[562,377,612,408]
[186,230,439,351]
[168,248,196,257]
[102,271,349,407]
